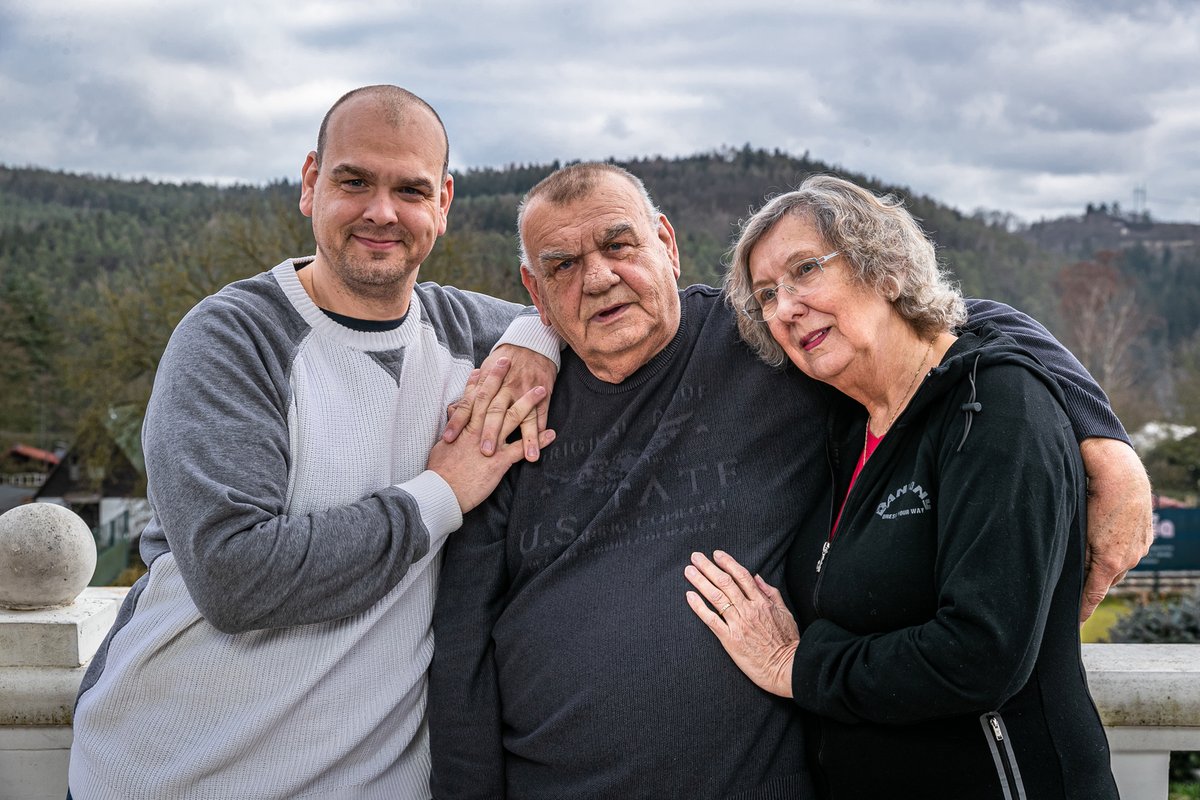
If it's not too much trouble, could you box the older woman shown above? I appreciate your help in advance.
[684,175,1118,799]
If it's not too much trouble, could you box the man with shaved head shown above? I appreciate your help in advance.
[67,85,558,800]
[428,162,1151,798]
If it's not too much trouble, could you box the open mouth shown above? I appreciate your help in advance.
[592,303,629,322]
[801,327,830,351]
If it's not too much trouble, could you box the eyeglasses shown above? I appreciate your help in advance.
[741,251,840,322]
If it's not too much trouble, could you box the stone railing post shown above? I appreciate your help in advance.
[1084,643,1200,800]
[0,503,127,800]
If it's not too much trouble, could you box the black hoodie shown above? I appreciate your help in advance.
[786,325,1119,800]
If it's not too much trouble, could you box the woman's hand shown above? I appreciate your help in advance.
[685,550,798,698]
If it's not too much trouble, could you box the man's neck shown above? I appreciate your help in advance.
[299,259,414,320]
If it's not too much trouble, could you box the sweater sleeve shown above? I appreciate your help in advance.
[415,282,560,367]
[429,479,513,799]
[962,298,1129,444]
[791,363,1079,724]
[140,297,462,634]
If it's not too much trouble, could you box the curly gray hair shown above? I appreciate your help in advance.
[725,174,966,367]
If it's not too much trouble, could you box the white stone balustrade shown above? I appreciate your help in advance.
[0,503,1198,799]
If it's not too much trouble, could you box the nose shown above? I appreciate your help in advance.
[772,285,809,321]
[362,190,400,225]
[581,252,620,294]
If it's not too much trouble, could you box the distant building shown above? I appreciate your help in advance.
[0,442,61,512]
[1022,212,1200,257]
[34,408,151,585]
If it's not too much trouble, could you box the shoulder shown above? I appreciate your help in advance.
[678,283,739,331]
[934,335,1073,449]
[164,267,307,382]
[413,282,523,326]
[680,283,724,307]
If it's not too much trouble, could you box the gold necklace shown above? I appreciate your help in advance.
[870,338,934,439]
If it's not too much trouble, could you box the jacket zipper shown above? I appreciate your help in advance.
[979,712,1027,800]
[813,417,867,597]
[811,433,843,611]
[814,540,831,573]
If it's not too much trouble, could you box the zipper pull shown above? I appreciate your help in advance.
[815,540,831,573]
[989,715,1004,741]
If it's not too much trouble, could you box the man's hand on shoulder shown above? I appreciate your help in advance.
[442,345,557,461]
[1079,437,1153,623]
[430,358,556,514]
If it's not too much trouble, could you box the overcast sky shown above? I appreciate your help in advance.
[2,0,1197,225]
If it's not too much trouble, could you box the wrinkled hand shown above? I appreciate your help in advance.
[443,345,556,461]
[429,380,555,514]
[684,550,798,698]
[1078,438,1154,623]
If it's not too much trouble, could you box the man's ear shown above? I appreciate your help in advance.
[298,151,319,218]
[520,265,552,327]
[657,214,681,280]
[437,172,454,236]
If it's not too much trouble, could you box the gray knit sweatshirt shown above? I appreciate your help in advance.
[69,259,559,800]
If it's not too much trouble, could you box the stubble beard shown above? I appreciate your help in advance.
[325,236,423,301]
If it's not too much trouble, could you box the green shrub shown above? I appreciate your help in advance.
[1103,588,1200,644]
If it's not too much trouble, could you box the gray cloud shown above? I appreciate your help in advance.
[0,0,1196,223]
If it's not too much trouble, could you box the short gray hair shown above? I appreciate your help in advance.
[726,174,966,367]
[516,163,661,267]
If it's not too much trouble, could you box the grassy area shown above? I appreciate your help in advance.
[1171,781,1200,799]
[1082,595,1136,643]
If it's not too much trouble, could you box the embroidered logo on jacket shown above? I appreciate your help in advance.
[875,482,932,520]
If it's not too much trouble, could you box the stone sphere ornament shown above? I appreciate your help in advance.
[0,503,97,610]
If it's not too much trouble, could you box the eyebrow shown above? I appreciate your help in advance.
[537,248,576,268]
[752,249,821,289]
[536,221,641,269]
[327,163,436,194]
[600,222,636,243]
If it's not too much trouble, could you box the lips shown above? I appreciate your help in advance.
[590,302,630,322]
[350,227,410,249]
[800,327,830,351]
[351,234,403,250]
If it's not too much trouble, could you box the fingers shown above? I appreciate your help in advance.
[712,550,761,599]
[1079,541,1122,623]
[481,382,552,460]
[487,383,547,460]
[685,590,729,636]
[519,411,542,462]
[469,358,512,455]
[685,551,752,621]
[755,574,786,606]
[442,368,482,443]
[1079,566,1113,623]
[503,386,548,461]
[479,348,557,459]
[492,427,557,467]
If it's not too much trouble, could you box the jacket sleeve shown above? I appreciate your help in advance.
[791,363,1080,724]
[429,479,513,799]
[141,296,463,634]
[962,298,1129,443]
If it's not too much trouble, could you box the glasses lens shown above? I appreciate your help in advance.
[742,296,766,322]
[747,288,776,321]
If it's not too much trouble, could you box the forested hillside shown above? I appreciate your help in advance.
[1,151,1197,493]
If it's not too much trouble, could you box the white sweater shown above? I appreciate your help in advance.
[69,259,558,800]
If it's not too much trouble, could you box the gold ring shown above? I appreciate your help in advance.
[718,602,735,616]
